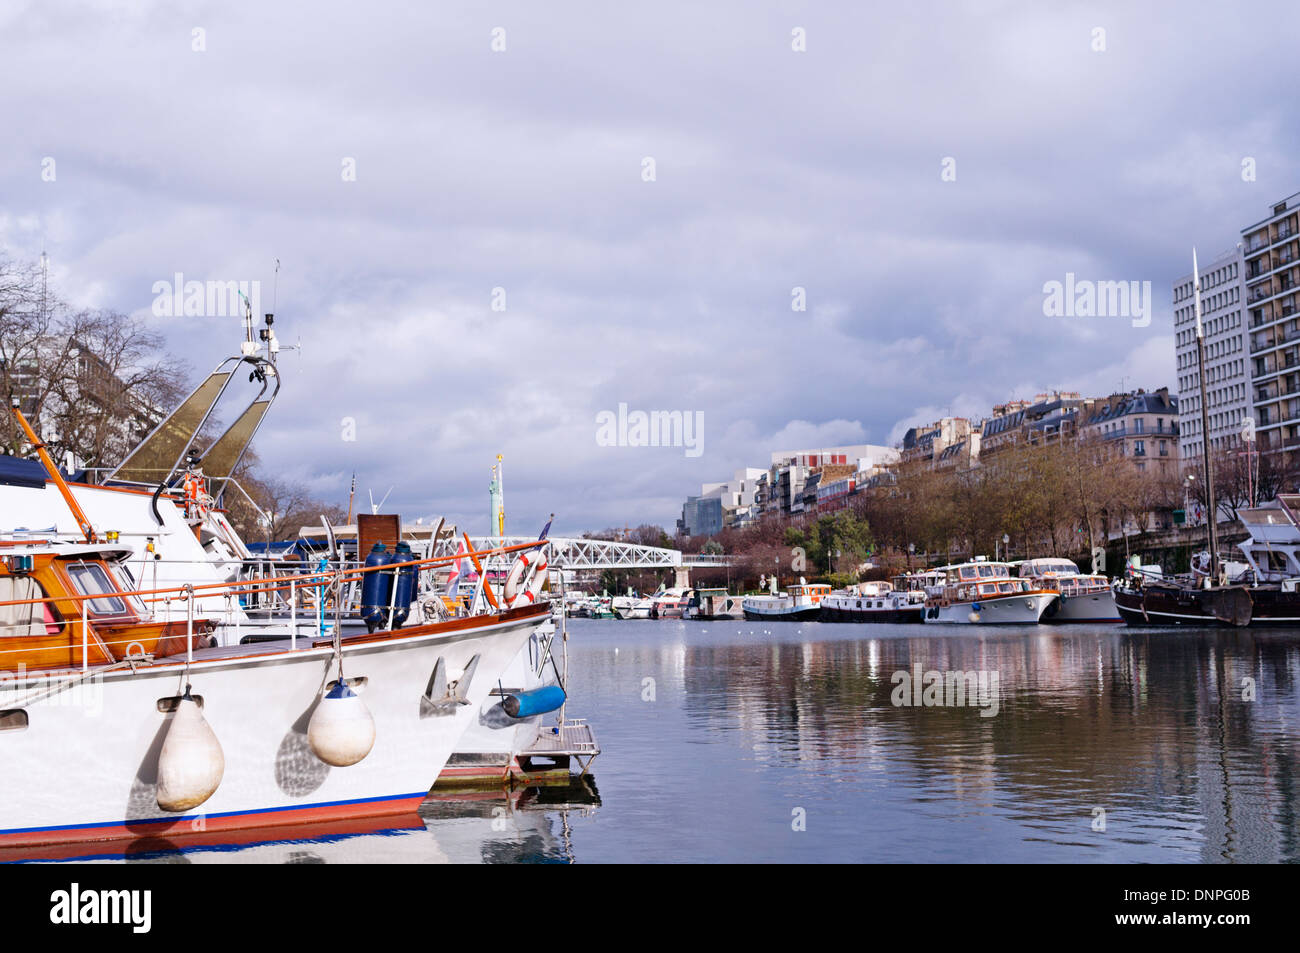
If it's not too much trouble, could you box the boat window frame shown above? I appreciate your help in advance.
[0,573,63,637]
[65,560,136,619]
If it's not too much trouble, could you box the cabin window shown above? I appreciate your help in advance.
[0,576,59,637]
[980,583,997,595]
[998,582,1015,593]
[1265,551,1290,572]
[67,562,129,616]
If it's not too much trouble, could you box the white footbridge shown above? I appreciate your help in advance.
[432,536,729,587]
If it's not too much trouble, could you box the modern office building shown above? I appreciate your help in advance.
[1173,245,1248,461]
[678,467,767,536]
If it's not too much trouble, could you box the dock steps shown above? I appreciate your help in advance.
[519,718,600,776]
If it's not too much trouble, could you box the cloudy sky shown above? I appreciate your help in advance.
[3,1,1298,535]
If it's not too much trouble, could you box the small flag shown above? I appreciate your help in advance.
[447,539,468,598]
[538,514,553,540]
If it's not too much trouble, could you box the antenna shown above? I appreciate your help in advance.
[38,249,49,322]
[272,258,280,314]
[371,486,393,514]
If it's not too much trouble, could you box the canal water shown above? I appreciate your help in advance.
[48,619,1300,863]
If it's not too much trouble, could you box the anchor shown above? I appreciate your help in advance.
[420,654,480,717]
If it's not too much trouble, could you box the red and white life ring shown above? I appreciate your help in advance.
[503,550,548,608]
[182,473,210,520]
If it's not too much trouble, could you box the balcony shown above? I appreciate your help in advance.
[1251,326,1300,354]
[1101,423,1177,440]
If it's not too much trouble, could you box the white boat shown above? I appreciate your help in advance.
[818,580,925,623]
[649,587,691,619]
[0,535,550,850]
[1017,558,1120,623]
[616,601,653,620]
[0,319,568,823]
[742,580,829,621]
[920,559,1058,624]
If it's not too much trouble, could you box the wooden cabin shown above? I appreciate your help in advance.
[0,541,215,672]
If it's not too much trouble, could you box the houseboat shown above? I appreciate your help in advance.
[819,580,924,623]
[1114,496,1300,626]
[1018,558,1120,622]
[683,586,744,620]
[742,580,830,622]
[920,559,1058,624]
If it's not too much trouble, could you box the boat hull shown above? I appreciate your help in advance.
[742,605,821,622]
[818,603,924,624]
[922,592,1057,624]
[436,626,558,778]
[0,604,548,849]
[1114,585,1300,627]
[1044,590,1121,623]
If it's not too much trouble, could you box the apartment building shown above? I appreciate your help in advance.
[1080,388,1180,477]
[1174,246,1248,461]
[979,391,1084,457]
[900,418,974,465]
[1242,192,1300,453]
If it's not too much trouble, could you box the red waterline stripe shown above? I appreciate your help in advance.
[0,792,429,848]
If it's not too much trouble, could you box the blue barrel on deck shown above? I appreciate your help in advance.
[502,685,566,719]
[390,541,419,628]
[361,543,396,631]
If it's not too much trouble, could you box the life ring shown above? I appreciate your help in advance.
[503,550,548,608]
[182,474,211,520]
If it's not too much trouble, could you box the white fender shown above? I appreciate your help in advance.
[308,680,376,767]
[156,693,225,812]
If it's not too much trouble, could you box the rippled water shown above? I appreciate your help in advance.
[41,619,1300,863]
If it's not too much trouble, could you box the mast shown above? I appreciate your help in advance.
[11,402,97,542]
[497,453,504,536]
[1192,248,1219,581]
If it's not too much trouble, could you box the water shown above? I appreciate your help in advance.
[32,619,1300,863]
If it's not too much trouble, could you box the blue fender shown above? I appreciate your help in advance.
[502,685,566,719]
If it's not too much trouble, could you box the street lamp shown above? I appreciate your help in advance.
[1002,533,1010,561]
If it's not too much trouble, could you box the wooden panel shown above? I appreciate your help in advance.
[357,513,400,557]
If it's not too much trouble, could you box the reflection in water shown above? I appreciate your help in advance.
[666,624,1299,862]
[13,620,1299,863]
